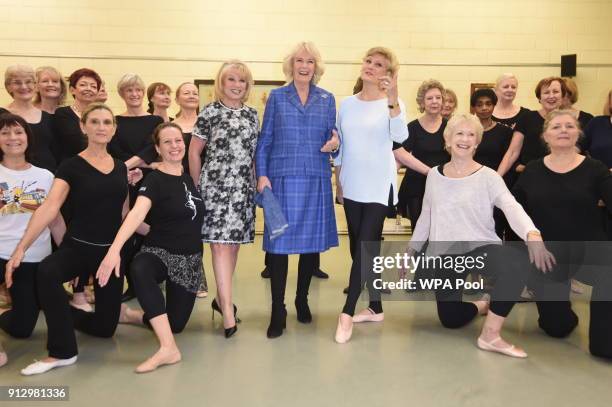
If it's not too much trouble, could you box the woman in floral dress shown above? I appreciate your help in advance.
[189,60,259,338]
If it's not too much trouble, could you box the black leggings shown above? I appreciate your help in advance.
[0,259,39,338]
[130,252,196,333]
[531,246,612,359]
[342,198,388,316]
[268,252,318,309]
[37,239,123,359]
[435,244,529,329]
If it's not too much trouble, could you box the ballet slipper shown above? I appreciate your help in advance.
[135,347,181,374]
[334,314,353,344]
[477,336,527,358]
[21,356,77,376]
[352,308,384,323]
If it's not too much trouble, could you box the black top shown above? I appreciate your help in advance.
[578,110,594,130]
[583,116,612,168]
[138,170,204,254]
[512,157,612,241]
[53,106,86,163]
[394,119,449,202]
[55,155,127,245]
[514,110,547,165]
[108,115,163,164]
[29,111,58,173]
[492,106,530,129]
[474,123,513,171]
[0,107,8,114]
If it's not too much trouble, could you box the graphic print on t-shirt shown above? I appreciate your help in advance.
[0,180,48,215]
[184,182,202,220]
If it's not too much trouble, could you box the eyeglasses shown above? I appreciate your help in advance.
[9,80,35,87]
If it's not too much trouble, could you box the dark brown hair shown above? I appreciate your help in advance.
[0,113,35,162]
[146,82,171,114]
[68,68,102,96]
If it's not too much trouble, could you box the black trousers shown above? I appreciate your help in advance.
[130,252,196,333]
[342,198,388,316]
[435,244,529,329]
[268,253,318,309]
[0,259,40,338]
[531,243,612,359]
[37,239,123,359]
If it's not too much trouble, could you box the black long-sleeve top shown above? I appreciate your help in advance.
[108,115,163,164]
[512,157,612,241]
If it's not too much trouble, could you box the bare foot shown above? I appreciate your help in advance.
[85,286,95,304]
[119,304,144,325]
[135,347,181,373]
[0,343,7,367]
[70,292,93,312]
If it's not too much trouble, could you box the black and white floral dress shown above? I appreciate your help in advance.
[193,101,259,244]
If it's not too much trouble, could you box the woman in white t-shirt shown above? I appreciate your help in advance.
[333,47,408,344]
[0,113,64,368]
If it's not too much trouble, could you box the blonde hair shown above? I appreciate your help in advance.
[416,79,445,113]
[443,113,484,154]
[117,73,145,96]
[443,88,457,105]
[495,73,518,89]
[563,78,579,105]
[4,64,36,96]
[213,60,254,103]
[362,46,399,76]
[282,42,325,84]
[33,66,67,105]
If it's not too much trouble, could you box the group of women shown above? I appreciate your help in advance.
[1,41,612,376]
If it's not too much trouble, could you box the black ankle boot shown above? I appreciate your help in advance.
[267,305,287,338]
[295,297,312,323]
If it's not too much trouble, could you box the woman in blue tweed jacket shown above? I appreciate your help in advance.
[255,41,339,338]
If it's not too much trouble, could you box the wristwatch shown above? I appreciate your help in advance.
[388,102,399,109]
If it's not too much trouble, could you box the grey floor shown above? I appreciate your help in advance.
[1,235,611,407]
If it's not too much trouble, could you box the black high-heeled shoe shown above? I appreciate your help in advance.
[266,305,287,338]
[295,297,312,324]
[224,325,238,338]
[211,298,242,323]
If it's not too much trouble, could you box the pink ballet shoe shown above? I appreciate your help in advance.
[352,308,384,323]
[334,314,353,344]
[477,336,527,358]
